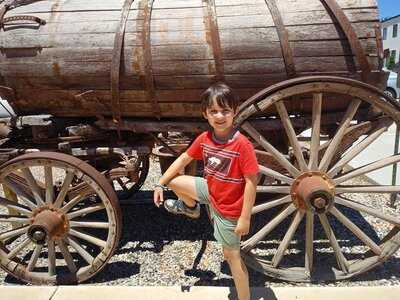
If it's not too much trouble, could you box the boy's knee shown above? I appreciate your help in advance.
[167,175,184,190]
[223,247,240,263]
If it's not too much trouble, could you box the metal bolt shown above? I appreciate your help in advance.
[313,197,326,209]
[32,230,46,242]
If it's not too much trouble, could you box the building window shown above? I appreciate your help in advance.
[383,27,387,40]
[386,50,397,69]
[393,24,398,38]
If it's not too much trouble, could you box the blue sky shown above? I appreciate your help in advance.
[378,0,400,19]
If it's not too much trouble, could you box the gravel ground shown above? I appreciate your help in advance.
[1,156,400,287]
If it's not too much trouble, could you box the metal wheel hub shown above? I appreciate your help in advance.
[28,206,69,244]
[291,171,335,213]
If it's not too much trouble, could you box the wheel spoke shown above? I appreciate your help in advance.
[2,178,37,210]
[272,211,304,267]
[0,196,33,216]
[44,166,54,205]
[69,221,110,229]
[66,203,105,220]
[53,170,75,208]
[259,165,294,184]
[0,226,29,242]
[21,167,45,206]
[60,185,94,213]
[0,214,30,224]
[242,122,300,177]
[252,195,292,214]
[27,244,43,271]
[335,196,400,226]
[69,229,107,248]
[318,213,349,273]
[330,206,382,255]
[242,204,297,252]
[47,240,56,276]
[275,101,308,171]
[257,185,290,194]
[66,236,94,264]
[309,93,322,170]
[57,239,77,273]
[319,99,361,172]
[336,185,400,193]
[328,126,388,177]
[7,237,31,259]
[305,212,314,276]
[334,154,400,185]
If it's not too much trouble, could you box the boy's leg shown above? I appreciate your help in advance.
[167,175,198,207]
[223,247,250,300]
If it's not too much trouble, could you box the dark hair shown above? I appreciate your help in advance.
[200,82,238,113]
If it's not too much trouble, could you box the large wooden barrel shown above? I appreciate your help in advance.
[0,0,384,118]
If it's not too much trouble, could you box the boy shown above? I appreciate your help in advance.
[153,83,259,300]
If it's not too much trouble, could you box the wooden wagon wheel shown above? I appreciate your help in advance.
[236,76,400,282]
[0,152,122,284]
[111,154,150,200]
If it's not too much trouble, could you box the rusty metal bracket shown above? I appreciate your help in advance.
[111,0,135,134]
[264,0,296,78]
[141,0,161,119]
[203,0,225,82]
[2,15,45,26]
[0,2,46,30]
[321,0,372,82]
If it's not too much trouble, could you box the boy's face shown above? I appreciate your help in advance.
[203,98,236,135]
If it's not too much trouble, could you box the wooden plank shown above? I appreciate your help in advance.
[1,59,218,76]
[215,0,376,10]
[217,9,378,29]
[13,88,257,104]
[0,45,213,63]
[224,58,286,74]
[13,101,204,118]
[3,71,366,92]
[11,0,134,13]
[2,22,376,48]
[1,32,141,48]
[287,22,377,41]
[0,39,376,69]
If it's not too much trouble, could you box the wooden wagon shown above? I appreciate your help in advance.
[1,0,399,284]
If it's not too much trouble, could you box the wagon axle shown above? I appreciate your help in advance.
[291,171,335,213]
[28,208,69,244]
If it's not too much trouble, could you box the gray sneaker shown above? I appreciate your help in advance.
[163,199,200,219]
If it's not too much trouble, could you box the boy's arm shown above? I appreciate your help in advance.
[154,152,194,207]
[234,174,258,236]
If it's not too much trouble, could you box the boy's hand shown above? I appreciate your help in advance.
[234,217,250,236]
[153,186,164,207]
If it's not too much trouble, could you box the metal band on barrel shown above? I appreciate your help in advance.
[264,0,296,78]
[142,0,161,119]
[111,0,135,128]
[203,0,225,82]
[321,0,372,82]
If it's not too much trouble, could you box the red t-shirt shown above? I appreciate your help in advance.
[186,131,259,219]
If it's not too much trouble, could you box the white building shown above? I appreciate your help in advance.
[382,14,400,68]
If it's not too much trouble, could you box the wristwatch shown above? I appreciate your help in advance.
[154,183,168,191]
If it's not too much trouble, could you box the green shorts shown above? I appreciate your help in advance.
[194,177,240,249]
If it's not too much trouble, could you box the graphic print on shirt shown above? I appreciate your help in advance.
[202,144,243,183]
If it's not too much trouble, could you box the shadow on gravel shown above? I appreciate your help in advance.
[3,191,400,287]
[103,190,400,285]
